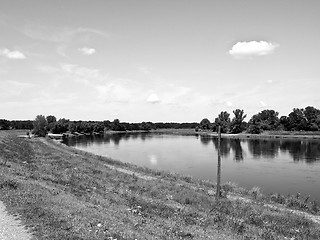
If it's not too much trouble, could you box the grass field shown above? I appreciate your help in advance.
[1,130,320,239]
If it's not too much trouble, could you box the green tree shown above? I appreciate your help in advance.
[0,119,10,130]
[46,115,57,124]
[46,115,57,132]
[93,122,104,132]
[33,115,48,137]
[230,109,247,134]
[111,119,126,131]
[248,109,280,133]
[214,111,230,133]
[279,116,290,131]
[304,106,320,131]
[199,118,211,130]
[51,118,69,134]
[140,122,152,131]
[287,108,307,131]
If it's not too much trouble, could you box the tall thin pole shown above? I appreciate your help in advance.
[216,125,221,200]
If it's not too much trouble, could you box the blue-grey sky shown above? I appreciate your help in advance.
[1,0,319,122]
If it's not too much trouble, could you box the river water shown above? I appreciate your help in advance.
[63,133,320,202]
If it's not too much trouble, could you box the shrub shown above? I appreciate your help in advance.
[247,124,262,134]
[249,186,263,200]
[33,115,48,137]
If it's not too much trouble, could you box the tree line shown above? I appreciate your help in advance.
[4,115,197,137]
[0,119,33,130]
[1,105,319,136]
[198,106,320,134]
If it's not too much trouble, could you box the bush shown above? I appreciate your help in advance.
[249,186,263,200]
[247,124,262,134]
[32,115,48,137]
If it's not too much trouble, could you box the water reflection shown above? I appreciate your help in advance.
[149,155,158,165]
[229,139,244,161]
[213,138,231,158]
[64,134,320,164]
[200,136,242,161]
[199,136,212,145]
[280,141,320,163]
[197,135,320,163]
[247,140,280,159]
[65,132,154,147]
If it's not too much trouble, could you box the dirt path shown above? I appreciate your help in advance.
[103,163,157,181]
[0,201,34,240]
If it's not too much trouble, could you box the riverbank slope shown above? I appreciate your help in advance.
[0,130,320,239]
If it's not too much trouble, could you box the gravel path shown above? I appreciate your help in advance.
[0,201,33,240]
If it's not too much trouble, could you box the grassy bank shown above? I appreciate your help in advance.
[1,130,320,239]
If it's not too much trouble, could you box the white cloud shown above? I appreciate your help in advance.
[139,66,151,75]
[0,80,34,95]
[60,63,102,80]
[24,25,109,43]
[266,80,273,84]
[36,65,59,74]
[260,101,268,107]
[78,47,96,55]
[95,83,138,103]
[147,93,160,104]
[226,101,233,107]
[24,25,109,57]
[1,48,26,59]
[229,41,279,58]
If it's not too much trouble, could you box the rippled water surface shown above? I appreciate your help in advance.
[64,133,320,202]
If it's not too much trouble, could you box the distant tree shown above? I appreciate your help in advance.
[248,109,280,133]
[51,118,69,134]
[46,115,57,132]
[279,116,290,131]
[10,120,33,130]
[247,123,262,134]
[93,122,104,132]
[46,115,57,124]
[304,106,320,131]
[214,111,230,133]
[140,122,152,131]
[111,119,126,131]
[103,120,112,130]
[287,108,307,131]
[33,115,48,137]
[68,122,76,133]
[230,109,247,134]
[0,119,10,130]
[260,109,280,130]
[199,118,211,130]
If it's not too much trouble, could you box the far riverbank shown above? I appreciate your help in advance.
[150,129,320,140]
[47,128,320,141]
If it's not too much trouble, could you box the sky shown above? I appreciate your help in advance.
[1,0,320,122]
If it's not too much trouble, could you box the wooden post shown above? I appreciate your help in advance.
[216,125,221,200]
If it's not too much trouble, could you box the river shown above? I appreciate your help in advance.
[63,132,320,202]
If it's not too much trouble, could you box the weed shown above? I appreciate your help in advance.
[270,193,286,204]
[0,179,19,190]
[249,186,263,200]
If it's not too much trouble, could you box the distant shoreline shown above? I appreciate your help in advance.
[51,128,320,140]
[151,129,320,140]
